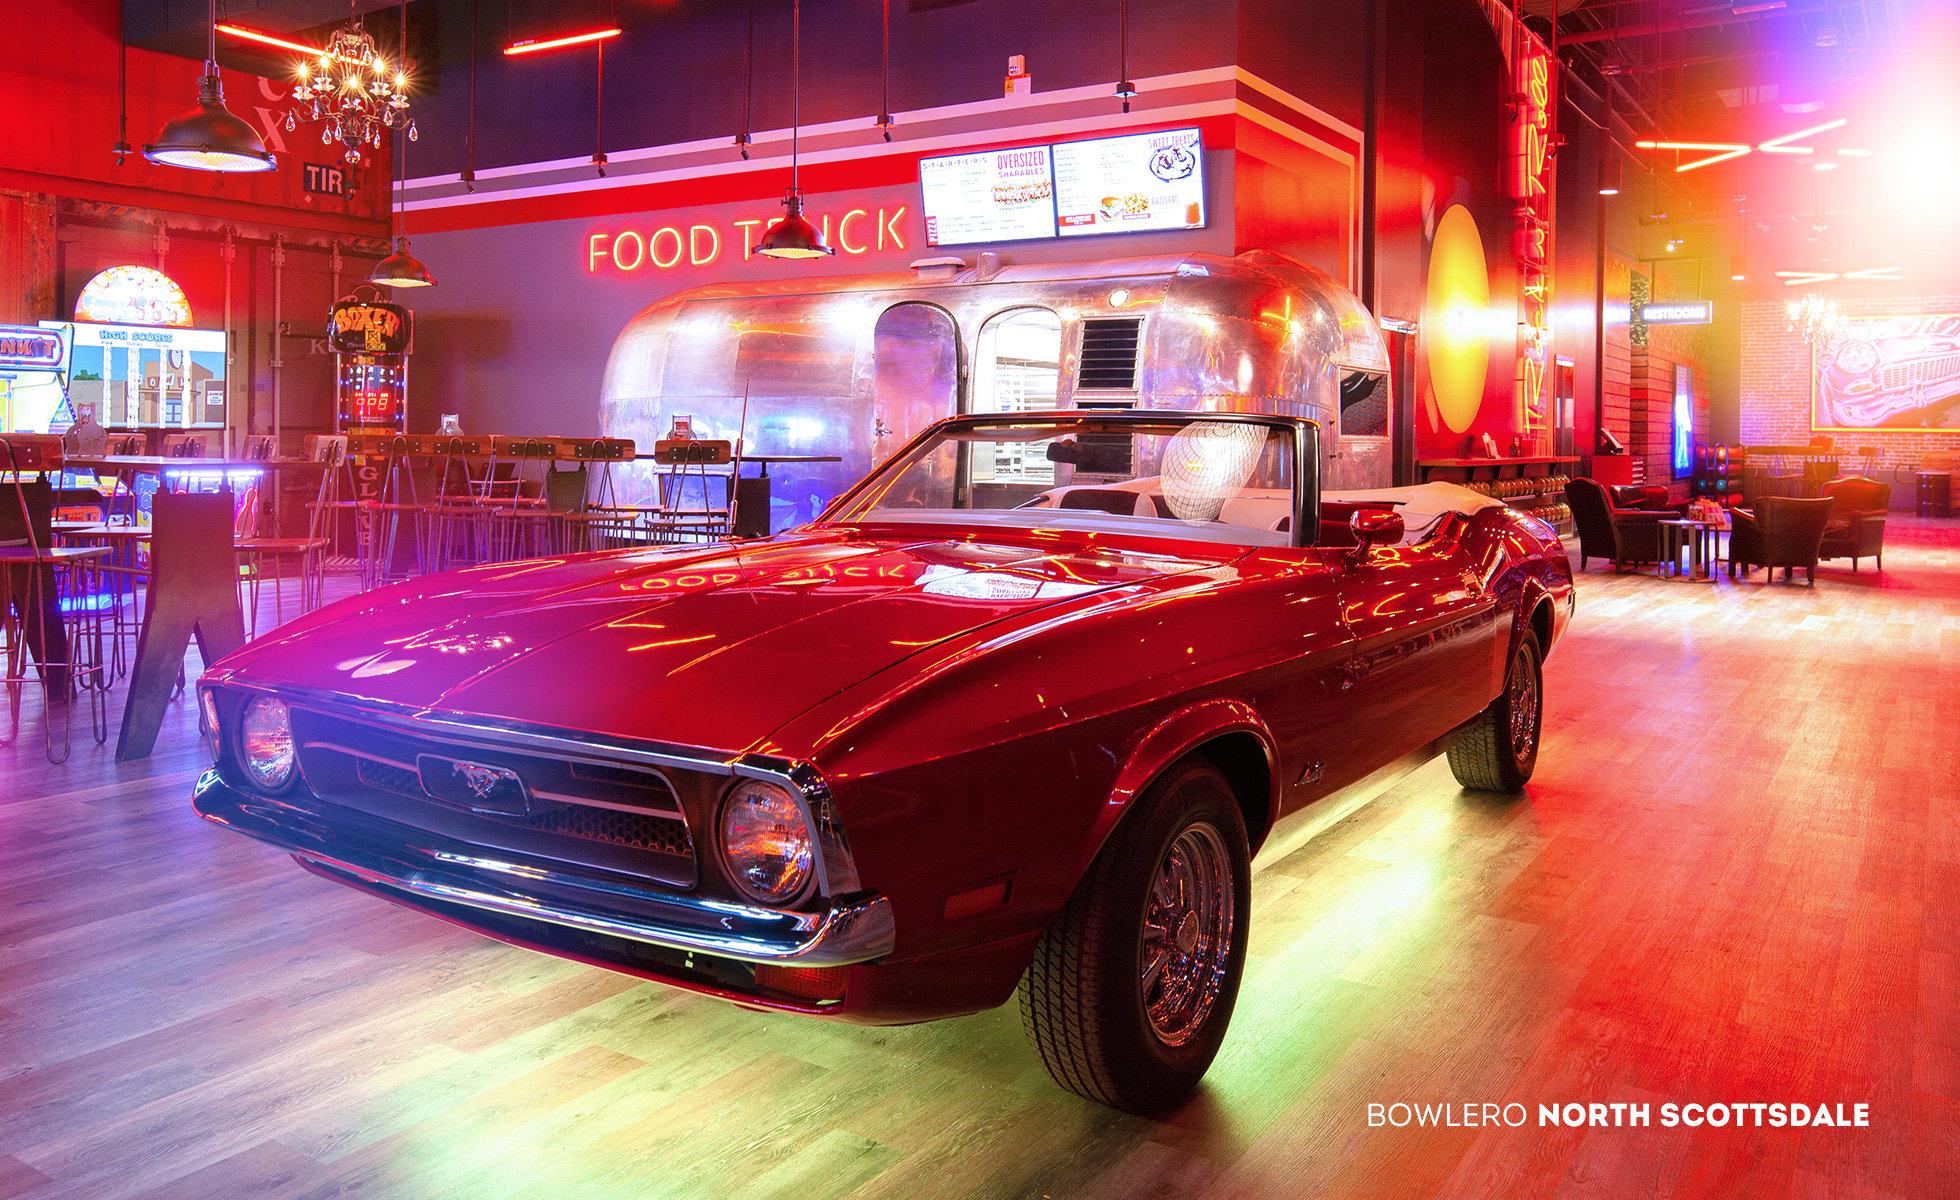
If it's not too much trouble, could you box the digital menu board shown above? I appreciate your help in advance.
[1054,128,1205,237]
[920,146,1058,247]
[919,128,1205,248]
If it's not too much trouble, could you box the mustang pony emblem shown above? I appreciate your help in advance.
[454,762,517,800]
[415,755,529,815]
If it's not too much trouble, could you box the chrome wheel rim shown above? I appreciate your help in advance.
[1508,645,1540,760]
[1139,822,1234,1047]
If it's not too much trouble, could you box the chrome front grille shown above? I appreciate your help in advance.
[294,706,697,887]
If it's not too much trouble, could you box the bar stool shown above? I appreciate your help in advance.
[1,436,111,762]
[237,441,343,636]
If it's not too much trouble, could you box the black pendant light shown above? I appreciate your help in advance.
[143,0,277,172]
[757,0,834,259]
[370,1,435,287]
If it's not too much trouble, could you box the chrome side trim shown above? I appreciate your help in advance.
[192,771,895,966]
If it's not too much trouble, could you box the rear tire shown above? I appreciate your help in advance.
[1447,626,1543,793]
[1017,760,1251,1113]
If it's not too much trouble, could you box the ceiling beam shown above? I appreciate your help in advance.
[1561,0,1835,45]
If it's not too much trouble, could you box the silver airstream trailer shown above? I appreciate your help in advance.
[599,248,1391,532]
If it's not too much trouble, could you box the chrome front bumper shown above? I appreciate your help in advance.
[192,770,896,967]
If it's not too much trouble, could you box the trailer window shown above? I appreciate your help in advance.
[1338,370,1389,439]
[972,308,1065,484]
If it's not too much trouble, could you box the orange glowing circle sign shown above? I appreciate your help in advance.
[1423,204,1491,434]
[74,266,193,328]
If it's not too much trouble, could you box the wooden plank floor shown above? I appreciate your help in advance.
[2,523,1957,1200]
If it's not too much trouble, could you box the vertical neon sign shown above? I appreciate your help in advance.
[1505,32,1555,439]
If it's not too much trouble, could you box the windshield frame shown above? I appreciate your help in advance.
[813,410,1322,548]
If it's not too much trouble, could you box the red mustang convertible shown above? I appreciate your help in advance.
[193,411,1572,1111]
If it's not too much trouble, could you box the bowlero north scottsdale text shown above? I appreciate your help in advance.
[1368,1102,1871,1129]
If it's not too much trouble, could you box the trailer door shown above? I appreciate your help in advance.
[872,302,961,461]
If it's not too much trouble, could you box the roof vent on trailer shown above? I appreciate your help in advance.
[1076,317,1142,391]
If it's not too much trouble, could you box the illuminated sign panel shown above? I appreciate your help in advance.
[1641,301,1715,326]
[585,205,911,275]
[1053,129,1205,238]
[920,128,1206,247]
[329,299,413,354]
[920,146,1057,246]
[1503,34,1555,435]
[39,321,228,429]
[0,326,65,371]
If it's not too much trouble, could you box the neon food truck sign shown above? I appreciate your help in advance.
[586,205,912,275]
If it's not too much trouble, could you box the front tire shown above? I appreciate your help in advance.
[1017,760,1251,1113]
[1447,626,1544,792]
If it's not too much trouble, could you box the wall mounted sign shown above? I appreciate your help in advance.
[1641,300,1715,326]
[1503,32,1555,437]
[586,205,912,275]
[328,299,413,354]
[919,128,1205,247]
[73,266,194,328]
[1812,312,1960,432]
[40,321,230,430]
[0,326,65,371]
[302,162,349,196]
[1422,204,1493,435]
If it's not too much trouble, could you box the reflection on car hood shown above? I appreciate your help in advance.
[218,530,1227,753]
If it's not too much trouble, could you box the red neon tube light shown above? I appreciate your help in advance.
[504,27,622,56]
[216,23,326,57]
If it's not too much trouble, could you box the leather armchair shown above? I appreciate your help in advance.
[1565,477,1664,571]
[1818,476,1890,572]
[1728,496,1834,585]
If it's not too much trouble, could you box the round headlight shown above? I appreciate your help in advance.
[238,696,297,792]
[720,781,816,905]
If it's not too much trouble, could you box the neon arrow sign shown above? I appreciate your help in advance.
[1637,119,1867,173]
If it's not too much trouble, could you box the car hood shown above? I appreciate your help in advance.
[218,529,1230,754]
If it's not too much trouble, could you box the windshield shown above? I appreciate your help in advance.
[822,415,1307,547]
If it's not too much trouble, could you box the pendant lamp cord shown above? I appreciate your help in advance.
[880,0,892,139]
[395,0,408,244]
[206,0,218,66]
[789,0,801,195]
[1118,0,1129,113]
[115,6,128,160]
[739,0,755,158]
[466,0,477,187]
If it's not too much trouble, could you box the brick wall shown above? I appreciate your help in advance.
[1739,292,1960,474]
[1630,347,1712,502]
[1601,254,1634,473]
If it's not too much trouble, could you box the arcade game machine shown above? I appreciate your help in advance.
[0,325,73,437]
[327,294,413,559]
[329,292,411,436]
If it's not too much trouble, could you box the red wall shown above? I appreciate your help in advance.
[0,0,387,236]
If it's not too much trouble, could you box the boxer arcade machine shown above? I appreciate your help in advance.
[330,294,411,436]
[327,295,413,564]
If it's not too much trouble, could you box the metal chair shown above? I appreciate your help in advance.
[1,435,111,762]
[236,440,343,635]
[650,439,736,543]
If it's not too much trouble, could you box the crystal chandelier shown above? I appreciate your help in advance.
[285,13,415,166]
[1786,293,1843,346]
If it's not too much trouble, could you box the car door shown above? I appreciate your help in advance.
[1333,515,1507,765]
[1237,549,1362,817]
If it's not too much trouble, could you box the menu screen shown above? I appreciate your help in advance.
[920,146,1058,247]
[918,129,1206,247]
[1054,129,1206,237]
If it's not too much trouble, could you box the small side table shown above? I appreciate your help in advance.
[1658,518,1721,581]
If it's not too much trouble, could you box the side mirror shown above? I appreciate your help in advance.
[1347,509,1404,561]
